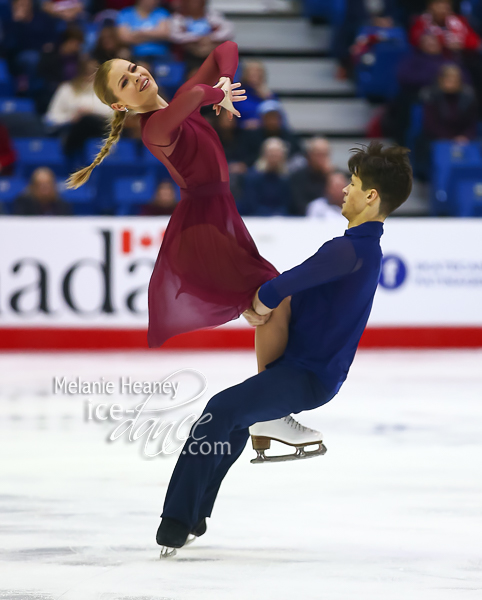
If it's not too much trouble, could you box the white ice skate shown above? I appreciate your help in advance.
[249,415,327,464]
[160,546,177,559]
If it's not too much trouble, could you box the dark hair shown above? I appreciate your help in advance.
[348,142,413,216]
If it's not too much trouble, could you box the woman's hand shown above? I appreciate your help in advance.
[242,308,271,327]
[213,78,246,120]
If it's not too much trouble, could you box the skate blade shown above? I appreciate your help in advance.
[160,546,177,559]
[250,443,327,464]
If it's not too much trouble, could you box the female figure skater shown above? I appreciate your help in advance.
[67,41,323,459]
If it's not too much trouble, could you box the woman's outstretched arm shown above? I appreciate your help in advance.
[174,41,239,97]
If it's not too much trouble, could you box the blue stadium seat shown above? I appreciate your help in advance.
[431,141,482,215]
[356,27,409,100]
[303,0,346,23]
[406,103,423,152]
[57,179,98,216]
[153,60,186,96]
[13,138,66,178]
[447,165,482,217]
[85,139,147,213]
[0,98,35,114]
[114,175,156,216]
[0,177,27,213]
[0,60,13,97]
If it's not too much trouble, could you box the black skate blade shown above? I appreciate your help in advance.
[250,443,327,464]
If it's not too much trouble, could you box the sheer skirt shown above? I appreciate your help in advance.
[147,181,279,347]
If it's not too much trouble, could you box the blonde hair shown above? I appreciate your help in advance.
[66,59,127,189]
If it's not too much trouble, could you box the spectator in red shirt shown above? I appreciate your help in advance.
[409,0,481,54]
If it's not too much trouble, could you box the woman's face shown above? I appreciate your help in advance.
[107,59,158,111]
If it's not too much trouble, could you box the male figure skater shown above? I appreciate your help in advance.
[157,142,413,556]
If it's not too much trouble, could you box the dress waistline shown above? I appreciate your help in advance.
[180,181,230,199]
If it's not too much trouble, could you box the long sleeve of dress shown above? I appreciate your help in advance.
[258,237,358,309]
[142,41,239,146]
[143,84,225,145]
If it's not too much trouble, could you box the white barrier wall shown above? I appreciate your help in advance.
[0,217,481,330]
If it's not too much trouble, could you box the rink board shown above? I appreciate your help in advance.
[0,217,481,348]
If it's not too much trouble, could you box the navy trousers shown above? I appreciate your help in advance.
[161,363,333,529]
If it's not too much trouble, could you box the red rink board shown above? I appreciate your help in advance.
[0,327,482,350]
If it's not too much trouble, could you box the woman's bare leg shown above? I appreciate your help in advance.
[255,297,291,373]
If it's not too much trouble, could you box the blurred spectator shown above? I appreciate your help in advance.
[409,0,481,53]
[0,123,17,177]
[170,0,234,70]
[13,168,73,216]
[239,61,278,128]
[289,138,334,216]
[384,33,469,143]
[333,0,399,77]
[1,0,60,96]
[422,64,478,142]
[415,63,478,178]
[140,180,178,215]
[240,138,292,217]
[92,25,132,63]
[410,1,482,111]
[41,0,86,23]
[44,57,113,157]
[239,100,300,167]
[306,172,348,221]
[117,0,171,59]
[39,25,85,85]
[210,110,247,201]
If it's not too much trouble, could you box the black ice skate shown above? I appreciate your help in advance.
[249,415,327,464]
[157,517,207,558]
[157,517,190,559]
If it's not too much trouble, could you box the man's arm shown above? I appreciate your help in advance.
[254,236,358,311]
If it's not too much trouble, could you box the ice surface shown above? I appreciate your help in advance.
[0,349,481,600]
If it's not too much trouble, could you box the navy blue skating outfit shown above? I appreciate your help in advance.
[161,221,384,530]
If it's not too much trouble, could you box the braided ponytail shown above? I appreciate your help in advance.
[66,59,128,189]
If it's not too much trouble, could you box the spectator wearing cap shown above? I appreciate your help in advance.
[289,138,334,216]
[117,0,171,59]
[240,138,292,217]
[306,171,348,221]
[239,60,278,129]
[13,168,73,216]
[170,0,234,70]
[140,180,178,215]
[239,100,301,168]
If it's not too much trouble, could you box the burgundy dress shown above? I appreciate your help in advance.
[140,41,278,347]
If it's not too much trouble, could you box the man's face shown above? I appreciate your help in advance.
[341,173,373,221]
